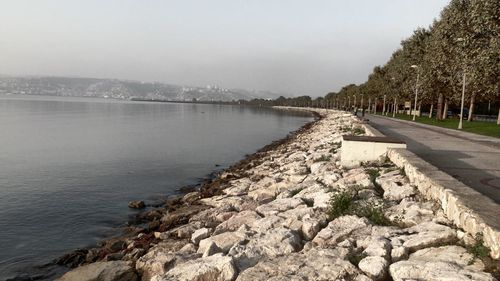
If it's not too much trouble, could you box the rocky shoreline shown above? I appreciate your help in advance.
[54,108,498,280]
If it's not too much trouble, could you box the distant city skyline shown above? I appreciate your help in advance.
[0,0,449,96]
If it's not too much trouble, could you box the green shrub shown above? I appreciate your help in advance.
[341,125,352,132]
[328,191,353,219]
[328,191,391,226]
[469,234,490,260]
[366,168,380,182]
[313,155,331,162]
[329,142,342,153]
[352,126,365,135]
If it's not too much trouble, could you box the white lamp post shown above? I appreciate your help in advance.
[410,65,420,121]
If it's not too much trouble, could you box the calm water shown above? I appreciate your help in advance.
[0,95,313,280]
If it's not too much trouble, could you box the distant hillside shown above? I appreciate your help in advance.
[0,76,281,102]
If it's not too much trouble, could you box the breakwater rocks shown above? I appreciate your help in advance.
[56,109,498,281]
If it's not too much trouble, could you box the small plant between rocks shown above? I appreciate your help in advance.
[399,167,406,177]
[365,168,384,196]
[352,126,365,135]
[328,141,342,154]
[347,252,367,266]
[468,234,490,262]
[313,154,331,162]
[328,191,354,218]
[328,191,392,226]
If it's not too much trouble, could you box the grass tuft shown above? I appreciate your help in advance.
[468,234,490,261]
[328,191,391,226]
[313,155,331,162]
[348,252,367,266]
[352,126,366,135]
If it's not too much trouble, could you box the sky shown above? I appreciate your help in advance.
[0,0,450,96]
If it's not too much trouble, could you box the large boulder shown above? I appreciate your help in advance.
[228,227,302,270]
[376,170,416,201]
[341,168,372,188]
[312,215,372,248]
[200,195,246,211]
[152,254,237,281]
[389,246,494,281]
[135,249,177,281]
[393,222,457,252]
[198,230,248,254]
[213,211,261,235]
[255,198,305,217]
[56,261,138,281]
[236,248,361,280]
[385,198,435,227]
[358,256,389,280]
[191,228,212,245]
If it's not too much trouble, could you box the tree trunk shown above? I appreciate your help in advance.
[368,98,371,113]
[429,103,433,118]
[374,99,377,115]
[382,95,386,115]
[418,103,422,117]
[497,108,500,125]
[467,93,475,122]
[442,100,448,120]
[393,97,397,117]
[437,93,443,120]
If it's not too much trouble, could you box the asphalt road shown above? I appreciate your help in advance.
[366,114,500,204]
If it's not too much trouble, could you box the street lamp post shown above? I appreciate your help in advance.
[411,65,420,121]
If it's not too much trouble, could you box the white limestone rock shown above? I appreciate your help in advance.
[389,246,494,281]
[236,248,361,281]
[313,215,372,248]
[198,231,248,254]
[157,254,238,281]
[386,198,435,227]
[135,249,177,281]
[341,168,373,188]
[358,256,389,280]
[250,215,284,233]
[383,182,416,201]
[202,241,223,258]
[200,195,246,211]
[228,226,302,270]
[398,222,457,251]
[362,236,392,258]
[56,261,138,281]
[213,210,261,235]
[191,228,212,245]
[301,214,322,240]
[391,246,409,262]
[255,197,305,217]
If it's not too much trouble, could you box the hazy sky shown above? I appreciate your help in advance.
[0,0,449,96]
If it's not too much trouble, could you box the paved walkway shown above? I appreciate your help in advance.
[367,114,500,204]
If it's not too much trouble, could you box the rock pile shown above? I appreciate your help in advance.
[56,109,497,281]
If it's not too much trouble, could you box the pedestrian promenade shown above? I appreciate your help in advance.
[367,114,500,204]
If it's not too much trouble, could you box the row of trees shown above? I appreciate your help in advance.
[322,0,499,123]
